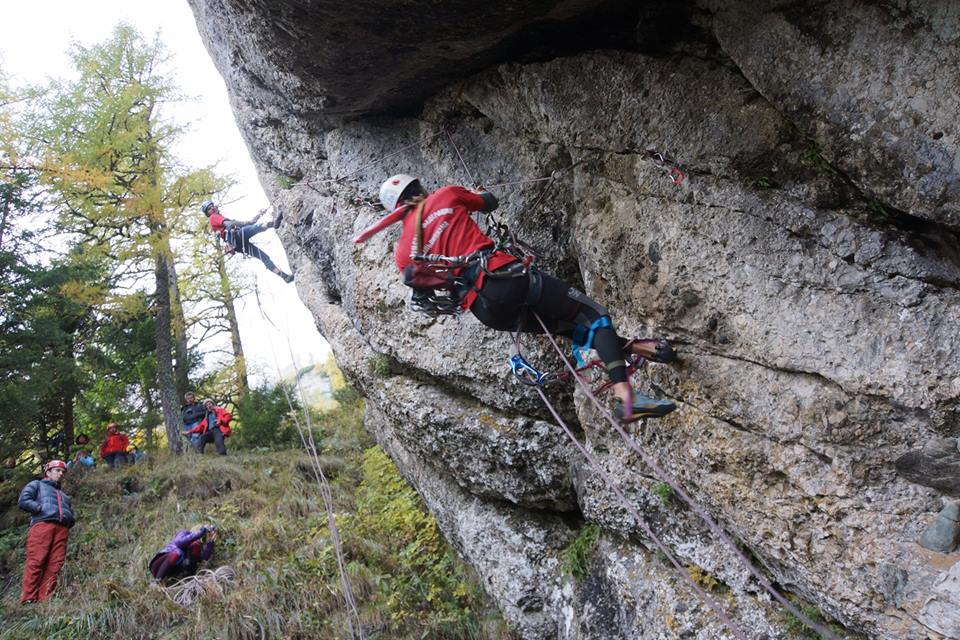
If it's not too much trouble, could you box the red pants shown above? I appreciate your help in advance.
[21,522,70,603]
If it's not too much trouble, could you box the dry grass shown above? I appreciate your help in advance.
[0,407,514,640]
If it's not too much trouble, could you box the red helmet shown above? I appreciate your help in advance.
[44,460,67,473]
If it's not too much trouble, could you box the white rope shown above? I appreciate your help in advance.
[531,311,836,639]
[253,283,366,640]
[163,566,237,608]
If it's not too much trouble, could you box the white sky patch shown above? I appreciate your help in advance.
[0,0,330,385]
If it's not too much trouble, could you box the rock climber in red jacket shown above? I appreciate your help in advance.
[354,175,676,422]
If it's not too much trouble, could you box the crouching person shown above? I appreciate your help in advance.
[66,449,95,470]
[149,526,217,582]
[99,423,129,468]
[18,460,76,604]
[184,399,232,455]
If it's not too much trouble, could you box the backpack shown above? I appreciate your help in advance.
[217,409,233,438]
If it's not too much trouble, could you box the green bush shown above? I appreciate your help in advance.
[234,383,299,448]
[347,447,488,635]
[560,523,600,579]
[651,481,674,506]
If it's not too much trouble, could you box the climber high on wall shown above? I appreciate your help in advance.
[354,174,677,422]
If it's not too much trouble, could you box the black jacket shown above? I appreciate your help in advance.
[18,479,75,528]
[181,402,206,428]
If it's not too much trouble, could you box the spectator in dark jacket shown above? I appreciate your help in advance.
[149,526,218,581]
[181,392,206,449]
[18,460,76,604]
[99,423,129,468]
[184,399,232,456]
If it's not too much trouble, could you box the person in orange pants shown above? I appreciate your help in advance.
[18,459,75,604]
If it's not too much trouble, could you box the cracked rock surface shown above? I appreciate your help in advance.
[189,1,960,638]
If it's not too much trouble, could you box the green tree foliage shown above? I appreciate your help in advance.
[0,245,107,463]
[234,382,299,448]
[30,25,230,452]
[0,104,110,463]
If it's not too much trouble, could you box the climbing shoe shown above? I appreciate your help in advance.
[631,338,676,364]
[281,272,295,283]
[614,394,676,422]
[273,211,283,229]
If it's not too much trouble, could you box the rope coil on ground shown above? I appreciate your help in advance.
[162,566,237,608]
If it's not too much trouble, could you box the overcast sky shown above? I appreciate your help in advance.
[0,0,331,385]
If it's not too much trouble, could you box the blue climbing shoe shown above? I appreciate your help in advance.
[614,394,676,422]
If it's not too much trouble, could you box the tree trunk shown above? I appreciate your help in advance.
[168,253,190,400]
[216,250,249,398]
[141,378,156,452]
[154,251,182,453]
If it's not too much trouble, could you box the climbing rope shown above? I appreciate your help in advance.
[162,566,237,608]
[531,382,749,639]
[302,129,447,193]
[529,311,837,640]
[253,284,366,640]
[445,134,830,637]
[444,127,481,189]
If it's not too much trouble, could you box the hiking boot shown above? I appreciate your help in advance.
[631,338,675,363]
[614,394,676,422]
[281,271,295,283]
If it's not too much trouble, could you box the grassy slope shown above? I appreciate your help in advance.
[0,402,514,640]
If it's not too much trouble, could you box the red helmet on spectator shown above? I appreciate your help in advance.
[44,460,67,473]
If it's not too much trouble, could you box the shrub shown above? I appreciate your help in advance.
[560,523,601,579]
[650,481,674,506]
[234,383,299,448]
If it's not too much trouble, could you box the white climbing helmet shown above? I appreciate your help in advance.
[379,174,419,211]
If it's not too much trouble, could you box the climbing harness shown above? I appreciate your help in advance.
[571,316,612,367]
[253,284,366,640]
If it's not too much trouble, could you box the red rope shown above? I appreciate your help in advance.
[529,311,837,639]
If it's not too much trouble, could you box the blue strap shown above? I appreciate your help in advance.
[572,316,612,367]
[510,353,548,386]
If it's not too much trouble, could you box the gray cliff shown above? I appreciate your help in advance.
[187,1,960,638]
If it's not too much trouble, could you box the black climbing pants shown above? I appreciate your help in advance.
[197,427,227,456]
[469,269,630,383]
[226,224,277,272]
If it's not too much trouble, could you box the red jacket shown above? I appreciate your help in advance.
[186,407,232,437]
[208,212,227,238]
[100,433,129,458]
[393,186,516,309]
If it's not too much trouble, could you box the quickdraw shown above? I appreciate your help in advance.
[648,150,686,185]
[509,337,674,396]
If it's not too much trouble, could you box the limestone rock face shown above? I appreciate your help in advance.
[706,0,960,227]
[896,438,960,496]
[189,1,960,638]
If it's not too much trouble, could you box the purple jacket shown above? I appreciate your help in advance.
[163,528,213,561]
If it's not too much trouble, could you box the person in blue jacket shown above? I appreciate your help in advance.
[66,449,95,470]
